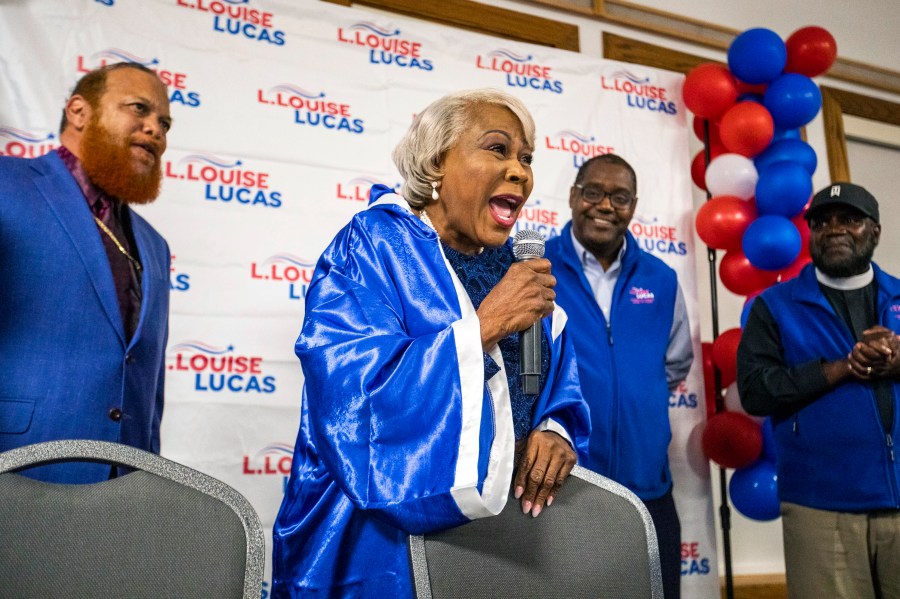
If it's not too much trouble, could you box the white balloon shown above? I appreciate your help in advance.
[705,153,759,200]
[724,382,764,423]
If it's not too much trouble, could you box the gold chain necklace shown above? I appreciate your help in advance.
[93,216,142,272]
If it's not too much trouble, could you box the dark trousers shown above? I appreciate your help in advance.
[643,488,681,599]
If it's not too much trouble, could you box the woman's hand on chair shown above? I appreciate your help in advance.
[513,430,576,518]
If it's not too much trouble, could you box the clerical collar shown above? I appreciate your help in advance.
[815,265,874,290]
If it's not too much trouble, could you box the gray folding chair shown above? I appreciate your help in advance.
[408,464,663,599]
[0,439,265,599]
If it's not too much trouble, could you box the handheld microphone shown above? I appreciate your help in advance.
[512,229,546,396]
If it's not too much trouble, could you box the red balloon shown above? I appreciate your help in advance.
[719,102,775,157]
[702,412,763,469]
[696,195,758,251]
[785,26,837,78]
[778,254,812,282]
[692,116,723,147]
[712,327,743,387]
[702,342,718,420]
[720,249,779,296]
[691,151,707,190]
[683,63,739,119]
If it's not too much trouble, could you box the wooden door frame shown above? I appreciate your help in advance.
[820,87,900,182]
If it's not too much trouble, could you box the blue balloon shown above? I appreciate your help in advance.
[772,127,802,141]
[755,161,813,217]
[728,28,787,84]
[755,139,818,174]
[764,73,822,128]
[743,215,802,270]
[730,459,780,521]
[761,418,777,462]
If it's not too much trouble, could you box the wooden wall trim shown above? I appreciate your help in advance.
[820,86,900,127]
[329,0,580,52]
[821,87,851,181]
[820,86,900,183]
[725,573,787,599]
[602,0,735,50]
[827,58,900,97]
[602,31,717,74]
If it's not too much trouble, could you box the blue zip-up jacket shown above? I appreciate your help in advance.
[546,224,677,500]
[760,263,900,511]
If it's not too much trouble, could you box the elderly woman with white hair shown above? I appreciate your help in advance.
[272,89,590,598]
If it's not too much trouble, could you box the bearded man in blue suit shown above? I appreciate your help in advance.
[0,63,173,483]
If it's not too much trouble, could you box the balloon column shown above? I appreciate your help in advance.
[686,26,837,521]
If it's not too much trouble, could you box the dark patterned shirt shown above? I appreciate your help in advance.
[441,242,551,440]
[57,146,142,342]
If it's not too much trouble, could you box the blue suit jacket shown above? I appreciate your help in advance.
[0,150,170,483]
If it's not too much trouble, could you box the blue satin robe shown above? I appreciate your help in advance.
[272,187,590,598]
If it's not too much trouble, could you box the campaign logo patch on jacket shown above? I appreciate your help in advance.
[891,304,900,322]
[629,286,655,304]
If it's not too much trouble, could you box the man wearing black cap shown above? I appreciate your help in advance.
[738,182,900,598]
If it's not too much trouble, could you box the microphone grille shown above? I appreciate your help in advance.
[513,229,545,260]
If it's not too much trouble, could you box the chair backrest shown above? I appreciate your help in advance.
[408,464,663,599]
[0,439,265,599]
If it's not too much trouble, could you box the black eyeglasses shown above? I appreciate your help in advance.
[573,184,635,208]
[808,213,868,232]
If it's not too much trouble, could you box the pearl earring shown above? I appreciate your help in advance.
[431,181,439,201]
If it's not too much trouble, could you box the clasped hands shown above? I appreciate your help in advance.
[847,325,900,380]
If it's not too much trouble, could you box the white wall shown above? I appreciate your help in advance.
[626,0,900,68]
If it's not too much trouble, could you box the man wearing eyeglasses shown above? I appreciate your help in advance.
[545,154,693,599]
[738,182,900,599]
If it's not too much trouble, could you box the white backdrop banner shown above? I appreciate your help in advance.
[0,0,717,596]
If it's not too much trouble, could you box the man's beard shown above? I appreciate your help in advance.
[80,116,162,205]
[811,236,877,278]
